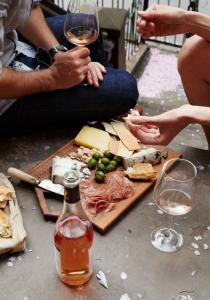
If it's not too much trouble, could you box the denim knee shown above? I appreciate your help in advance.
[105,68,139,108]
[121,70,139,106]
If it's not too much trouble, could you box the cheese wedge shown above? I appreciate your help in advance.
[75,126,110,151]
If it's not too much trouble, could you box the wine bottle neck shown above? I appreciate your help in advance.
[62,196,88,221]
[64,185,80,204]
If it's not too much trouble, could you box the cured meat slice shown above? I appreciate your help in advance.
[80,170,134,216]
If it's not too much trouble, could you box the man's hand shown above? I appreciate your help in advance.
[49,47,91,90]
[86,62,106,87]
[137,5,188,38]
[127,105,189,145]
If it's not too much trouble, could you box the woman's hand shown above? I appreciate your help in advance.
[127,105,190,145]
[86,62,106,87]
[137,5,188,38]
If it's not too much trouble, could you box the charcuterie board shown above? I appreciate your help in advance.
[28,140,182,233]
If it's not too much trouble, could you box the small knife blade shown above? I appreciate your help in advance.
[7,167,64,196]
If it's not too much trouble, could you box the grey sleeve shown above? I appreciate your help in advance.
[0,3,8,75]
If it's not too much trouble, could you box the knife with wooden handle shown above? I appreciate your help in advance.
[7,167,64,196]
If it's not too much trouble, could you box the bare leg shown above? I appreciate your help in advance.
[178,35,210,148]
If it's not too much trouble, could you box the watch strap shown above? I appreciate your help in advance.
[48,45,68,60]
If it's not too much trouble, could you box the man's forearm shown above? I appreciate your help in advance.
[18,4,59,50]
[185,11,210,41]
[0,68,54,99]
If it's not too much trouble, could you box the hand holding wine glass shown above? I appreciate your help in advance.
[64,0,105,87]
[151,158,197,253]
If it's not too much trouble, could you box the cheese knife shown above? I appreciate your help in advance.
[7,167,64,196]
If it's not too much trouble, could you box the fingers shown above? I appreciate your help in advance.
[127,120,160,137]
[69,46,90,57]
[137,5,157,19]
[86,70,93,85]
[54,49,91,68]
[129,116,155,125]
[140,125,160,135]
[87,63,99,87]
[94,63,104,81]
[127,120,140,132]
[130,127,160,145]
[137,18,155,37]
[86,62,106,87]
[97,62,106,74]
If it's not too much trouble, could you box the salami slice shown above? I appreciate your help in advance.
[80,170,134,216]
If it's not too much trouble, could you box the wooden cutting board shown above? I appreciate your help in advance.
[28,140,182,233]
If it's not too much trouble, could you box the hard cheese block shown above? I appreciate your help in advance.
[74,126,110,151]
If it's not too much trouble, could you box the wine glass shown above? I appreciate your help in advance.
[151,158,197,253]
[64,0,99,47]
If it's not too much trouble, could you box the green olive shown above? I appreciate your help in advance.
[113,155,122,166]
[101,157,110,165]
[109,160,117,169]
[88,158,97,169]
[95,171,105,183]
[103,150,114,159]
[105,163,115,173]
[97,163,106,172]
[92,152,102,161]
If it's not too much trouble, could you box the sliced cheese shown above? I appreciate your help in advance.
[109,137,120,155]
[75,126,110,151]
[117,141,133,158]
[111,122,140,151]
[102,122,117,136]
[109,138,133,158]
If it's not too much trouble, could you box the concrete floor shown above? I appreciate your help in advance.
[134,43,208,151]
[1,43,210,300]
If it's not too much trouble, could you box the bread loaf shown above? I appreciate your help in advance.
[0,210,12,238]
[0,186,13,208]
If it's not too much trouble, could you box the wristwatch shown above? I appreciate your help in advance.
[48,44,68,60]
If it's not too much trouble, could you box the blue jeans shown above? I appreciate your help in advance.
[0,15,139,134]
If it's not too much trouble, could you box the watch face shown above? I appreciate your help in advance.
[49,45,67,58]
[57,45,67,51]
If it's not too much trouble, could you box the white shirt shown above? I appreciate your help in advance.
[0,0,41,116]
